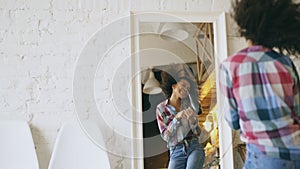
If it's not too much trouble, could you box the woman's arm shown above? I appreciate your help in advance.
[219,63,240,130]
[156,106,179,142]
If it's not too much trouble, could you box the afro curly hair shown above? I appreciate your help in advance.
[231,0,300,55]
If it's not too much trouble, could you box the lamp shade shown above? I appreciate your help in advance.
[143,71,162,95]
[159,23,189,42]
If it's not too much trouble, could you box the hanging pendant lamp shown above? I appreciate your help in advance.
[143,69,162,95]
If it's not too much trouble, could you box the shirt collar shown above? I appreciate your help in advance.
[164,99,176,112]
[241,45,272,53]
[165,99,169,105]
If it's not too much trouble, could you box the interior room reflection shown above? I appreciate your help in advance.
[139,21,242,169]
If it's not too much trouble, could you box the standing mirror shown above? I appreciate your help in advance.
[131,11,233,169]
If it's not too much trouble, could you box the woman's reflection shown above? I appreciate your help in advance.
[155,65,205,169]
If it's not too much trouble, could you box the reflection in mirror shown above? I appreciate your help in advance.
[139,21,239,169]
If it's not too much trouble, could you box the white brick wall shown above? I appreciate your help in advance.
[4,0,298,169]
[0,0,129,168]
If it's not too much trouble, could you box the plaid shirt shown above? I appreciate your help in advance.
[219,45,300,160]
[156,99,201,148]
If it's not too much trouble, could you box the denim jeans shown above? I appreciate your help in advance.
[168,139,205,169]
[244,144,300,169]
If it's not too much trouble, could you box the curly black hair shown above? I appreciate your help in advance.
[159,64,202,114]
[160,70,178,98]
[232,0,300,55]
[160,64,197,99]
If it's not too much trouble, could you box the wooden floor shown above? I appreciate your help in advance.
[144,151,169,169]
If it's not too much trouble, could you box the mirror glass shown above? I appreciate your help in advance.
[139,21,222,169]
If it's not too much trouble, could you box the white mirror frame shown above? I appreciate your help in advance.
[130,11,233,169]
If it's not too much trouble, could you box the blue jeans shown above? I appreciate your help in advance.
[244,144,300,169]
[168,139,205,169]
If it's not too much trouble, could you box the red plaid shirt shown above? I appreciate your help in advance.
[219,45,300,160]
[156,99,201,148]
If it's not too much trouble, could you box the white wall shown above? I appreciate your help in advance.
[5,0,299,169]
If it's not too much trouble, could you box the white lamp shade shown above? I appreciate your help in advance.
[143,71,162,94]
[159,23,189,42]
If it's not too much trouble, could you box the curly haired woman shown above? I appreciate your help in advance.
[156,65,205,169]
[219,0,300,169]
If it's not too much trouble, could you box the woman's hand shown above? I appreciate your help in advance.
[175,110,187,120]
[175,107,197,123]
[185,107,198,124]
